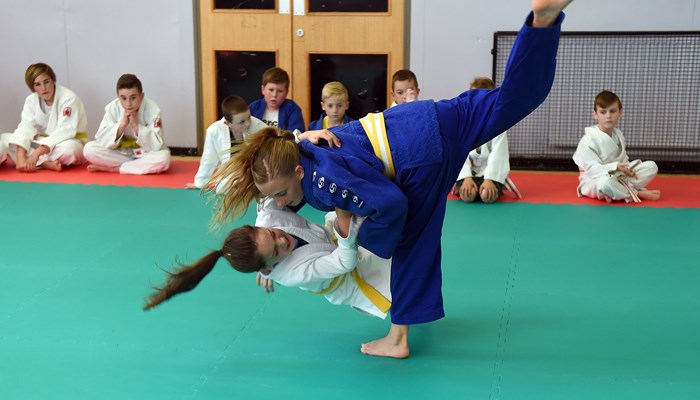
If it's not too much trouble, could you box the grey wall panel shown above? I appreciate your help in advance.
[0,0,196,147]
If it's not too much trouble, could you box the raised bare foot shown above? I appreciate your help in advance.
[87,164,120,173]
[532,0,574,27]
[41,159,63,171]
[360,336,410,359]
[638,189,661,201]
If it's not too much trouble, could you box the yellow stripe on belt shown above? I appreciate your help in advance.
[359,113,396,179]
[311,269,391,313]
[351,269,391,313]
[310,274,347,295]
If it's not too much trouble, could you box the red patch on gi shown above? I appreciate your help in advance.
[63,107,72,117]
[154,118,161,128]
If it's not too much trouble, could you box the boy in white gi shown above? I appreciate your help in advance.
[144,197,392,321]
[83,74,170,175]
[186,95,266,190]
[452,77,514,203]
[573,91,660,203]
[1,63,87,172]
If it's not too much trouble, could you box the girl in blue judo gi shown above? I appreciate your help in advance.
[209,0,573,358]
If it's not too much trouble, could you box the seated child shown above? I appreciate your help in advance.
[1,62,87,172]
[248,67,305,132]
[186,95,266,189]
[308,81,353,130]
[83,74,170,175]
[452,77,516,203]
[145,197,391,319]
[389,69,420,108]
[573,90,660,203]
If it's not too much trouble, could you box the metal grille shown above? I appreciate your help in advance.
[493,31,700,173]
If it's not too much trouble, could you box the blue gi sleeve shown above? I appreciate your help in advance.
[282,100,306,132]
[302,143,407,259]
[434,11,563,152]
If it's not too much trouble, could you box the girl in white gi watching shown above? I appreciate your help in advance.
[1,63,87,172]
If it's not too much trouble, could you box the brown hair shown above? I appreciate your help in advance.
[391,69,419,90]
[594,90,622,111]
[143,225,264,310]
[116,73,143,93]
[262,67,290,88]
[25,63,56,92]
[470,77,497,90]
[208,127,299,226]
[221,95,250,123]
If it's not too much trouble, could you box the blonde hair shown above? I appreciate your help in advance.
[209,127,299,225]
[469,77,496,90]
[321,81,349,102]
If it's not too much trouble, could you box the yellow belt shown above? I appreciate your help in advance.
[311,269,391,313]
[351,269,391,313]
[359,113,396,179]
[37,132,87,140]
[310,274,347,295]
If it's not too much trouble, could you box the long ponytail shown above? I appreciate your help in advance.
[208,127,299,228]
[143,226,265,310]
[143,250,222,310]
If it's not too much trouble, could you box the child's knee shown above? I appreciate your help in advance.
[597,176,629,201]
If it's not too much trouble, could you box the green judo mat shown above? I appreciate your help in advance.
[1,181,699,400]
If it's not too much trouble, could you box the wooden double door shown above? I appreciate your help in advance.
[197,0,406,145]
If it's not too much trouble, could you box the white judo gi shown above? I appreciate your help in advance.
[456,131,511,184]
[256,199,392,319]
[83,97,170,175]
[573,126,658,202]
[192,116,266,189]
[1,85,87,167]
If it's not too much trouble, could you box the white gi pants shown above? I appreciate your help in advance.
[0,133,85,167]
[83,141,171,175]
[580,160,658,201]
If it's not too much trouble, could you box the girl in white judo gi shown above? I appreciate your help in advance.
[144,198,392,322]
[83,74,170,175]
[573,91,660,203]
[186,95,267,190]
[1,63,87,172]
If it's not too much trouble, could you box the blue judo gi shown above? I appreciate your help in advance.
[249,98,306,132]
[296,12,563,325]
[308,113,354,130]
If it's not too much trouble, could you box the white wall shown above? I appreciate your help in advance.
[2,0,698,149]
[0,0,197,147]
[410,0,700,101]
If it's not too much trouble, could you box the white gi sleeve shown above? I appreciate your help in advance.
[483,132,510,184]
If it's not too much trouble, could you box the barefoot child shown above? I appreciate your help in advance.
[573,90,660,203]
[1,63,87,172]
[83,74,170,175]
